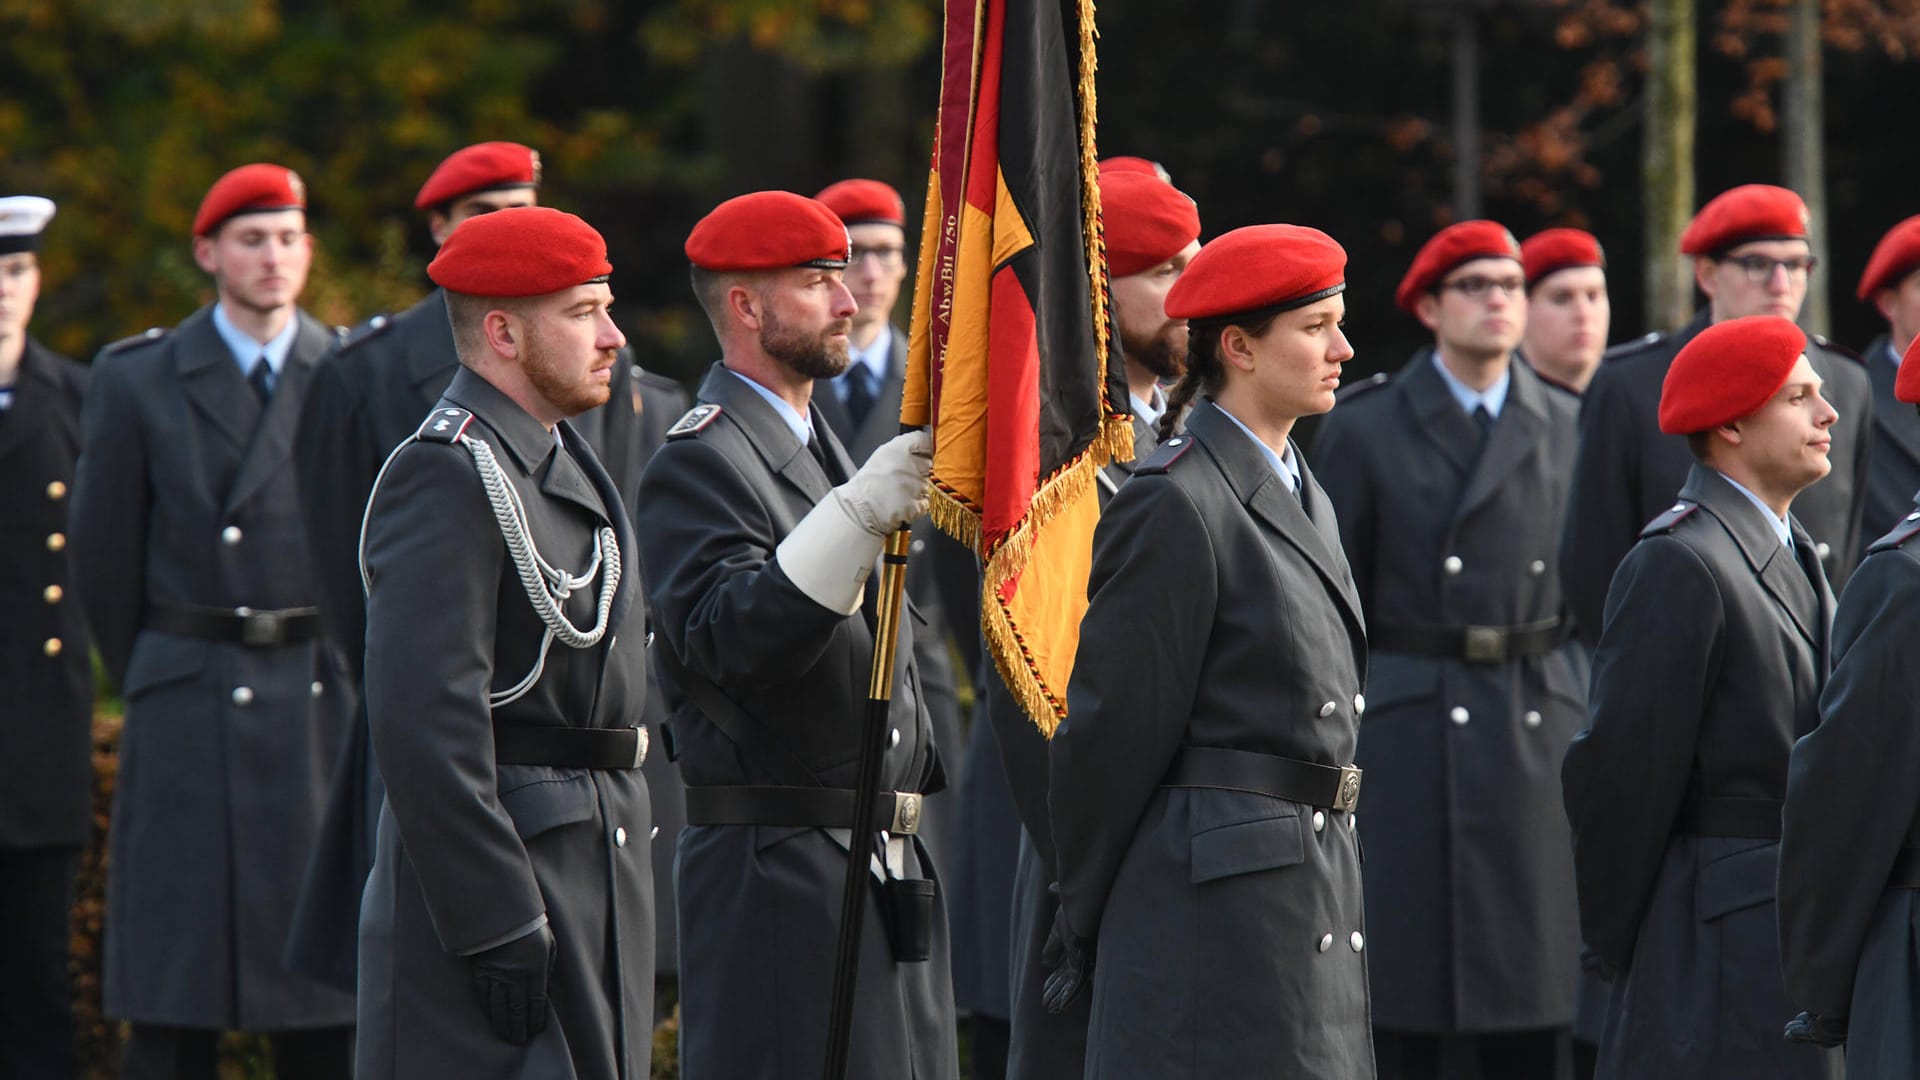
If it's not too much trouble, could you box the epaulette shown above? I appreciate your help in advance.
[1336,370,1390,403]
[1809,333,1862,364]
[1639,500,1699,538]
[1868,508,1920,554]
[666,403,723,438]
[1134,432,1198,475]
[417,407,475,444]
[336,313,395,354]
[100,326,168,357]
[1603,330,1664,362]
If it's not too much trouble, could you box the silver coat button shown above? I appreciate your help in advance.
[221,525,243,546]
[1313,811,1326,833]
[1443,556,1463,575]
[889,727,901,749]
[1815,541,1832,560]
[231,686,254,706]
[1318,700,1336,718]
[311,681,324,698]
[1353,694,1366,716]
[1523,710,1543,729]
[1529,559,1546,576]
[615,827,628,848]
[1318,933,1334,953]
[1450,706,1470,726]
[1350,931,1365,952]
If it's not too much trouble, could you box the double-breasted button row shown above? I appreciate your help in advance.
[1319,695,1366,719]
[1316,931,1364,953]
[1452,704,1547,729]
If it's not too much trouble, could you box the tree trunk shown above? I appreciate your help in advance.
[1643,0,1696,332]
[1453,8,1482,221]
[1783,0,1828,336]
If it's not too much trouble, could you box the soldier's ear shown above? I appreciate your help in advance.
[1218,325,1256,373]
[480,308,520,360]
[192,235,219,275]
[1692,256,1720,301]
[428,211,454,247]
[1413,293,1442,332]
[725,283,762,332]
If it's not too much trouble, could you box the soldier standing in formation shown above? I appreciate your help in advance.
[0,196,91,1080]
[355,206,655,1078]
[1563,316,1842,1079]
[1852,214,1920,536]
[1517,228,1610,395]
[1047,224,1373,1078]
[69,164,356,1079]
[1561,184,1871,645]
[638,190,956,1078]
[1778,333,1920,1075]
[1316,221,1584,1080]
[999,163,1201,1080]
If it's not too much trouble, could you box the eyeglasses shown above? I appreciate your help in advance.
[1719,254,1818,284]
[1438,275,1526,301]
[849,244,906,268]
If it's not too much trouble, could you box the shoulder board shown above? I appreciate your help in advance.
[417,407,475,444]
[1603,330,1664,362]
[1336,370,1390,403]
[1868,509,1920,554]
[666,403,723,438]
[1639,500,1699,538]
[100,326,168,357]
[1134,432,1197,475]
[1809,333,1863,364]
[336,313,395,353]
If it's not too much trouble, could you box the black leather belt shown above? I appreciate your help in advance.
[1676,796,1782,839]
[147,602,320,649]
[1161,746,1363,814]
[683,785,925,835]
[495,725,647,770]
[1371,615,1570,664]
[1889,848,1920,889]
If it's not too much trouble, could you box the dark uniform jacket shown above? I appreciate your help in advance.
[1861,334,1920,539]
[286,289,657,988]
[355,367,654,1080]
[1313,353,1585,1033]
[1779,502,1920,1075]
[1050,401,1373,1079]
[1562,465,1841,1079]
[1561,310,1871,646]
[637,363,957,1079]
[0,339,92,849]
[69,306,356,1029]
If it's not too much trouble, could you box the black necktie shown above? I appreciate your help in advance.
[1471,404,1495,439]
[248,357,273,404]
[843,365,876,430]
[807,432,845,485]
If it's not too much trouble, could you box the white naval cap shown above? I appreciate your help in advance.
[0,196,56,255]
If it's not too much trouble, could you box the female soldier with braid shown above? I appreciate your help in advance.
[1044,224,1377,1078]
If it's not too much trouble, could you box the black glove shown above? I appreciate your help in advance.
[1040,888,1092,1015]
[469,923,556,1045]
[1783,1010,1847,1048]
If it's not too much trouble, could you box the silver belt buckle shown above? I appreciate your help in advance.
[234,606,285,648]
[1333,766,1363,813]
[889,791,923,835]
[1462,625,1506,664]
[630,726,649,769]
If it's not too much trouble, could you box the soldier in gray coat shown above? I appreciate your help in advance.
[1561,185,1871,648]
[1315,221,1583,1079]
[69,164,355,1078]
[1563,316,1843,1080]
[639,191,955,1078]
[1852,215,1920,538]
[355,207,654,1079]
[1777,334,1920,1074]
[1048,224,1373,1079]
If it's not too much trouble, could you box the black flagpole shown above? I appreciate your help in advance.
[822,525,915,1080]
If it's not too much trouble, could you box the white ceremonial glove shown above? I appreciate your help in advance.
[775,430,933,615]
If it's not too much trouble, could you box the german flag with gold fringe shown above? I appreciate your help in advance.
[901,0,1132,735]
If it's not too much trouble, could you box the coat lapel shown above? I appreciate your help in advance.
[559,422,637,638]
[226,311,331,514]
[1453,361,1548,524]
[1688,467,1820,649]
[0,340,62,460]
[1867,336,1920,471]
[1400,349,1482,476]
[176,306,260,453]
[696,364,834,503]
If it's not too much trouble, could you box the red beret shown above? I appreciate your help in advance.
[1394,220,1522,313]
[1857,215,1920,301]
[1896,334,1920,405]
[686,191,850,272]
[414,142,540,210]
[1521,228,1606,289]
[1658,315,1808,434]
[1164,224,1346,321]
[1101,172,1200,278]
[815,179,905,228]
[427,206,611,298]
[1679,184,1810,256]
[1099,156,1167,180]
[193,163,306,238]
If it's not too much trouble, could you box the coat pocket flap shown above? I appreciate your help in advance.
[1190,811,1305,884]
[498,773,597,842]
[1695,841,1778,922]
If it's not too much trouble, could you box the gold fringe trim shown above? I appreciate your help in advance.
[1075,0,1120,465]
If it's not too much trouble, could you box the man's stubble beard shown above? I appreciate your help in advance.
[1122,321,1186,381]
[763,306,851,380]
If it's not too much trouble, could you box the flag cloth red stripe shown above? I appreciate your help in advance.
[902,0,1131,734]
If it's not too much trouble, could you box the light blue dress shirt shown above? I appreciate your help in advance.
[212,302,296,386]
[729,367,815,448]
[1430,352,1511,420]
[1717,471,1796,551]
[830,330,892,406]
[1130,385,1168,432]
[1215,403,1302,496]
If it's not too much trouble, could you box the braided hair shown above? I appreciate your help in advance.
[1158,310,1283,443]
